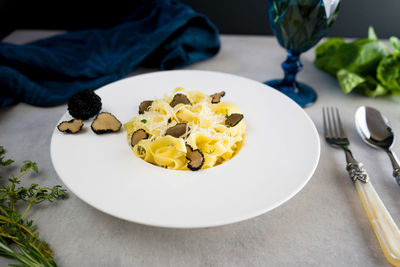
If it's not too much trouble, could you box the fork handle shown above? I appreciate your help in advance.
[354,178,400,266]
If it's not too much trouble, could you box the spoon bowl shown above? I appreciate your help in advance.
[355,106,400,185]
[355,106,395,151]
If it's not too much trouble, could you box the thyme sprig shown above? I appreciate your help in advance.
[0,146,67,266]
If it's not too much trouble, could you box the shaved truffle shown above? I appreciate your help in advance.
[225,113,244,127]
[165,123,188,138]
[139,100,153,114]
[57,119,83,134]
[68,89,102,120]
[91,112,122,134]
[185,144,205,171]
[131,129,149,147]
[170,93,191,107]
[210,91,225,104]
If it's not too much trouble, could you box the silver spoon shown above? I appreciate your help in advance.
[355,106,400,185]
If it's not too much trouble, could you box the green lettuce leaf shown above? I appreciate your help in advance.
[314,37,346,75]
[368,26,378,41]
[314,36,388,77]
[337,69,365,94]
[347,39,389,74]
[314,26,398,97]
[390,36,400,57]
[337,69,389,96]
[360,76,388,97]
[377,55,400,93]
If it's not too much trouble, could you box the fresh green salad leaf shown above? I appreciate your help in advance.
[377,55,400,94]
[390,36,400,56]
[314,37,348,75]
[347,38,389,74]
[368,26,378,40]
[359,76,387,97]
[314,26,400,96]
[336,69,364,94]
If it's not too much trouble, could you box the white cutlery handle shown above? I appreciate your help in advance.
[355,179,400,266]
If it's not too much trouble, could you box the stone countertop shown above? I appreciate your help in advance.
[1,31,400,266]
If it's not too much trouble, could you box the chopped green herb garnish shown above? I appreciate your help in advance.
[141,119,147,124]
[137,146,146,155]
[206,148,216,154]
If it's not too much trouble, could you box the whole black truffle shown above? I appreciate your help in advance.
[68,90,102,120]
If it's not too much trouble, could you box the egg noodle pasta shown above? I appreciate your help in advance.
[124,87,246,170]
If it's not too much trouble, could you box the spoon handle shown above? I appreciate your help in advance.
[387,150,400,185]
[355,178,400,266]
[394,168,400,186]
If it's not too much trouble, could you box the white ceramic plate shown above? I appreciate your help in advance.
[50,70,320,228]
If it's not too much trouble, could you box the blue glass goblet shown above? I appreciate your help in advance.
[265,0,341,107]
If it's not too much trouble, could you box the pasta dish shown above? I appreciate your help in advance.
[124,87,245,171]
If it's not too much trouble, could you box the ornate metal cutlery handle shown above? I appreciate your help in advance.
[346,162,369,183]
[347,162,400,266]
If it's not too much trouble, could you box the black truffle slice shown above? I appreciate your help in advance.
[131,129,149,147]
[210,91,225,104]
[170,93,191,107]
[57,119,83,134]
[68,89,102,120]
[225,113,244,127]
[165,123,188,138]
[185,144,205,171]
[139,100,153,114]
[91,112,122,134]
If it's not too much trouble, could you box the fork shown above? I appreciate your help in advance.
[323,107,400,266]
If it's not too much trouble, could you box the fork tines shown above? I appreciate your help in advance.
[323,107,347,139]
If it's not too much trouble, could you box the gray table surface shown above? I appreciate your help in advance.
[1,30,400,267]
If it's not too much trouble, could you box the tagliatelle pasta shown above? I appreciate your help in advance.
[124,87,246,170]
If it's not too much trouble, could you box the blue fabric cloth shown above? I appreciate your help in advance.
[0,0,220,108]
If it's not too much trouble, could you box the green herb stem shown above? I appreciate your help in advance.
[21,187,52,220]
[16,168,31,182]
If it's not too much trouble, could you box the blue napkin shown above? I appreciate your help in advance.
[0,0,220,108]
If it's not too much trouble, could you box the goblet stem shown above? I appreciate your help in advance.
[265,51,317,107]
[281,52,302,90]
